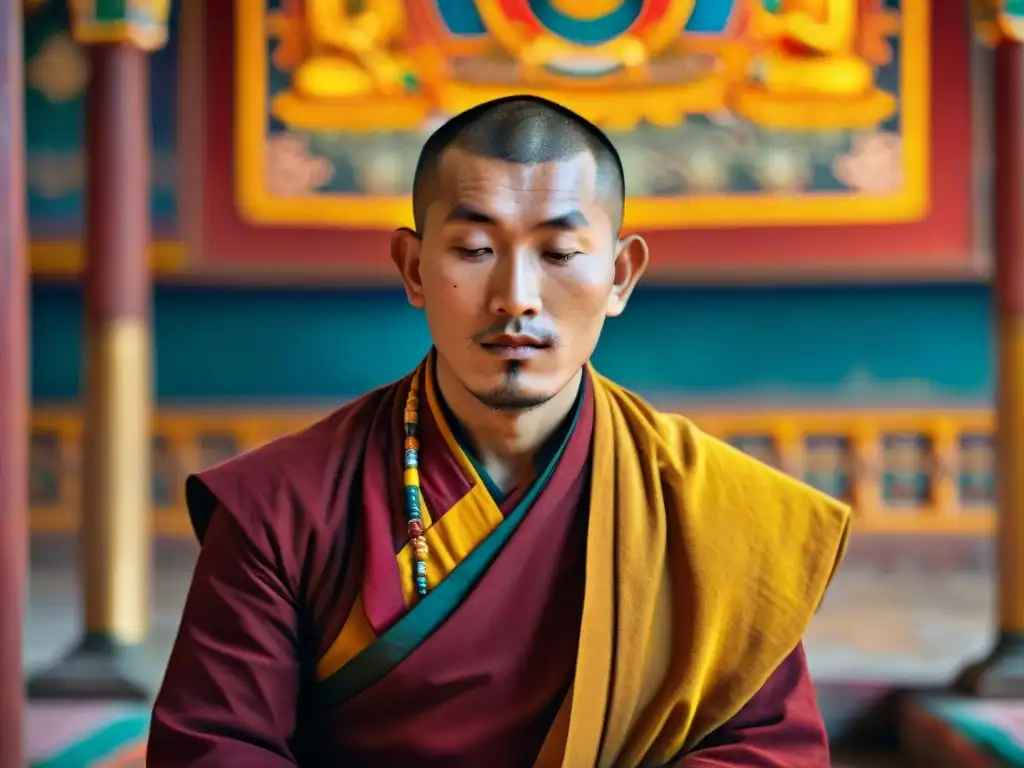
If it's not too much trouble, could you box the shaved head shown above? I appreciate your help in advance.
[412,96,625,232]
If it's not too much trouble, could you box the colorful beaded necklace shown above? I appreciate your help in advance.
[403,374,430,597]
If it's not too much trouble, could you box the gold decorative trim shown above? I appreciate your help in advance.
[31,240,185,275]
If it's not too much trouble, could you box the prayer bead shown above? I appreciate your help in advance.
[404,371,429,596]
[405,486,420,511]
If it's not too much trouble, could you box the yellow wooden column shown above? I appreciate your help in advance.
[958,29,1024,696]
[27,0,168,700]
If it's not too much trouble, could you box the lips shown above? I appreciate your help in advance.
[478,334,551,361]
[481,334,549,349]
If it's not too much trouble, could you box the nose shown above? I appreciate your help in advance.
[488,250,542,318]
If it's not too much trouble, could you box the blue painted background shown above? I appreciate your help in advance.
[31,283,992,405]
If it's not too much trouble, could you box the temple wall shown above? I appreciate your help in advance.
[31,282,992,405]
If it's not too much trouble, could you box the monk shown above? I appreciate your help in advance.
[149,95,850,767]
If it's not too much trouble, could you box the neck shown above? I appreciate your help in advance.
[433,355,583,492]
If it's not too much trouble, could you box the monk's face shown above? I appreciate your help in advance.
[392,148,647,410]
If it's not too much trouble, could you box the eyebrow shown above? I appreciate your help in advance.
[444,203,589,231]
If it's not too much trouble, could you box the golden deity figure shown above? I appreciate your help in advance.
[732,0,900,129]
[269,0,430,131]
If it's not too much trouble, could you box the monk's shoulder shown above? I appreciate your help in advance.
[652,410,851,614]
[185,386,388,543]
[651,408,851,536]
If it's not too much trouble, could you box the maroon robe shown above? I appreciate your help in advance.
[148,374,830,766]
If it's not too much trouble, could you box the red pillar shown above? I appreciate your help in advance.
[79,43,153,657]
[0,0,29,762]
[27,42,154,701]
[959,39,1024,695]
[991,41,1024,646]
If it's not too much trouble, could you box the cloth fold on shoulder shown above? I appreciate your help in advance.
[535,368,850,768]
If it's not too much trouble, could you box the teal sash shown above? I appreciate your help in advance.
[315,383,584,709]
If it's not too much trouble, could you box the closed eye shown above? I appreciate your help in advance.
[545,251,581,263]
[455,247,492,259]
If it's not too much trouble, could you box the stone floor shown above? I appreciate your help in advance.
[805,535,993,685]
[23,534,997,766]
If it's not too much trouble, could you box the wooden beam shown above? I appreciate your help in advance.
[0,0,29,762]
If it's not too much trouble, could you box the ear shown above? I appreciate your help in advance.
[606,233,648,318]
[391,228,425,309]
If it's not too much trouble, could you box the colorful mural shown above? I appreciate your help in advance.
[22,0,971,279]
[24,0,180,240]
[235,0,928,229]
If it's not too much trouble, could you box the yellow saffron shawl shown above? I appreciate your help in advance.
[533,369,851,767]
